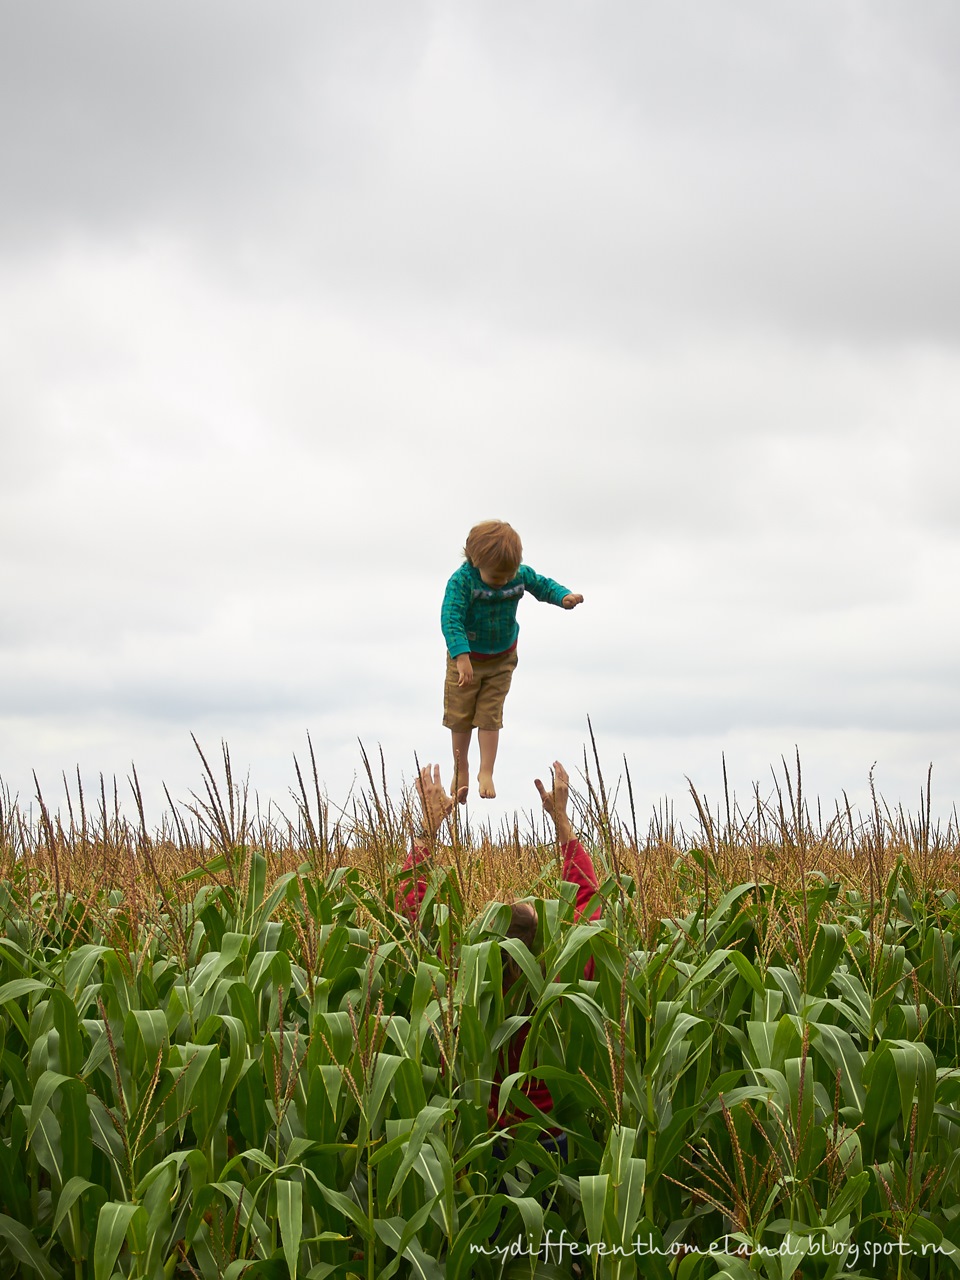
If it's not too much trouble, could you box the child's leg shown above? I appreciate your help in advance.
[477,730,499,799]
[450,729,472,804]
[444,652,478,803]
[472,649,518,800]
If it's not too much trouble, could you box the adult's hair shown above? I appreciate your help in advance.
[502,901,538,989]
[463,520,522,574]
[505,901,537,949]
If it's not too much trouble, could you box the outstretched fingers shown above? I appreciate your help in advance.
[535,762,570,816]
[416,762,442,799]
[417,763,453,827]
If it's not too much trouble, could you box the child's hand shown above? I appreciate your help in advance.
[561,593,583,609]
[456,654,474,686]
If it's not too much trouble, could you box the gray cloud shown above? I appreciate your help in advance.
[0,3,428,241]
[4,2,959,344]
[2,1,959,826]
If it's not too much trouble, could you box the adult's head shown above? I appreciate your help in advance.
[412,759,576,984]
[501,900,538,989]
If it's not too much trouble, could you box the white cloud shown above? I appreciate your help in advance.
[2,1,959,831]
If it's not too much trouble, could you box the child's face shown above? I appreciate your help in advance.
[477,563,517,588]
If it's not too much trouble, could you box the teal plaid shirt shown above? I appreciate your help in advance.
[441,562,570,658]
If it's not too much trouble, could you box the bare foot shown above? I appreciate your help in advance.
[478,772,496,799]
[456,784,469,804]
[451,774,469,804]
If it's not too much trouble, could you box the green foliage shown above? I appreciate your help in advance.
[4,756,960,1278]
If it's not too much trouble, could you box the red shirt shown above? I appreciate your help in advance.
[398,837,601,1124]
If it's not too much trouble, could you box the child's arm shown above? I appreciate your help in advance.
[519,565,583,610]
[440,567,473,657]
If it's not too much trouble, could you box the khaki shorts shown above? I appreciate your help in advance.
[443,648,519,732]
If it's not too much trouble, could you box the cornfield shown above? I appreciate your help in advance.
[2,740,960,1279]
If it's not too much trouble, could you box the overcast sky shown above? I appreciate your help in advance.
[3,1,959,838]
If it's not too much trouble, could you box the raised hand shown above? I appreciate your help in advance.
[416,763,454,839]
[534,761,573,842]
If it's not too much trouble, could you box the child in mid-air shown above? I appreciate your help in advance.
[441,520,583,801]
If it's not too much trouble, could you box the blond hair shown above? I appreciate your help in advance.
[463,520,522,575]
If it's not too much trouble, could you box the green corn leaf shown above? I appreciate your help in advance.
[228,978,260,1042]
[315,1183,373,1238]
[1,1045,30,1104]
[726,950,766,997]
[0,977,48,1004]
[58,1075,93,1183]
[222,1262,259,1280]
[0,1214,58,1280]
[81,1018,115,1079]
[277,1179,303,1280]
[810,1022,866,1112]
[63,944,109,1003]
[704,882,758,943]
[768,966,802,1013]
[414,1141,454,1234]
[50,988,86,1076]
[580,1173,609,1255]
[0,936,49,977]
[366,1052,404,1130]
[830,971,871,1036]
[386,1102,453,1203]
[87,1093,126,1167]
[890,1039,937,1149]
[504,1194,544,1258]
[242,851,268,929]
[546,920,605,982]
[446,1200,510,1280]
[613,1156,646,1244]
[373,1205,444,1280]
[646,1009,703,1083]
[213,1014,249,1120]
[181,1042,221,1145]
[236,1057,270,1150]
[601,1123,638,1179]
[102,950,137,1021]
[806,924,847,996]
[125,1007,169,1079]
[257,871,300,935]
[94,1201,144,1280]
[27,1069,73,1146]
[51,1175,96,1237]
[247,949,292,997]
[862,1042,902,1158]
[500,938,545,996]
[824,1170,870,1225]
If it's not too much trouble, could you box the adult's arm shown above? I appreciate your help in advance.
[562,839,601,924]
[398,764,453,918]
[535,762,601,982]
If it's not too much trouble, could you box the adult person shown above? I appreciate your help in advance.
[398,760,601,1128]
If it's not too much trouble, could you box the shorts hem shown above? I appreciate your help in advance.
[442,716,475,733]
